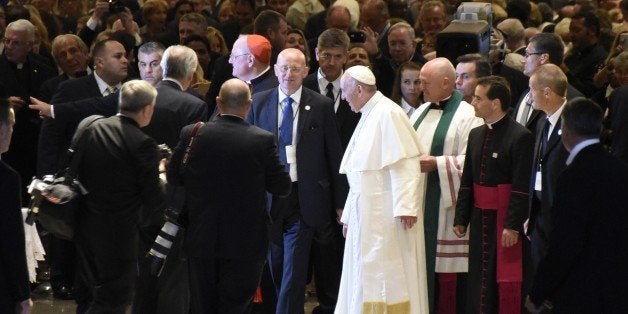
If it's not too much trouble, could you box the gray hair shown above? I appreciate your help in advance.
[179,13,208,32]
[317,28,350,51]
[138,41,165,58]
[389,22,415,40]
[161,45,198,80]
[6,19,36,42]
[118,80,158,113]
[51,34,88,62]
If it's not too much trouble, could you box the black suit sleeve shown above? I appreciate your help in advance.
[53,93,118,124]
[166,125,192,187]
[504,130,534,231]
[320,99,349,209]
[136,136,165,218]
[529,171,590,305]
[0,166,30,304]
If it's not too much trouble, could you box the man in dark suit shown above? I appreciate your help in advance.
[0,100,32,314]
[526,64,570,268]
[303,29,360,150]
[37,39,128,300]
[513,33,583,137]
[0,19,56,203]
[38,38,128,176]
[74,80,164,313]
[39,34,91,103]
[302,28,359,314]
[372,22,427,97]
[525,98,628,313]
[142,45,208,149]
[247,48,348,314]
[167,78,291,313]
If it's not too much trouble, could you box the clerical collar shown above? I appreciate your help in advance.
[486,113,507,129]
[248,66,271,84]
[429,95,452,110]
[68,67,92,79]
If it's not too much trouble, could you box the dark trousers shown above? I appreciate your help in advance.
[49,235,76,292]
[188,256,266,314]
[75,245,136,314]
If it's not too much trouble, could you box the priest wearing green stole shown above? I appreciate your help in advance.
[409,57,483,313]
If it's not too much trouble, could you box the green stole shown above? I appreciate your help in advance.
[413,90,463,312]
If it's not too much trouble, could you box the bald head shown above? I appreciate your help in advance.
[217,78,252,117]
[419,57,456,103]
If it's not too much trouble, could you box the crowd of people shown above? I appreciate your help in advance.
[1,0,628,313]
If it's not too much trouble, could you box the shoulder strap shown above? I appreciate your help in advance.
[64,115,105,181]
[181,121,205,168]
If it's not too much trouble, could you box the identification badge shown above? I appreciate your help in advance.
[286,145,296,164]
[534,171,542,191]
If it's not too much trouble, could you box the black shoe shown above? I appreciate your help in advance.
[53,286,74,300]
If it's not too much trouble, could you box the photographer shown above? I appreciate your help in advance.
[73,80,164,313]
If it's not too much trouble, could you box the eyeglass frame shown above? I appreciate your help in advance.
[229,52,250,61]
[275,65,305,74]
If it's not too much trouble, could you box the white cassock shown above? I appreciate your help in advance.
[409,100,482,273]
[336,91,429,314]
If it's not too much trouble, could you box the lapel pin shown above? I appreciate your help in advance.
[492,153,498,158]
[305,105,311,111]
[558,129,562,136]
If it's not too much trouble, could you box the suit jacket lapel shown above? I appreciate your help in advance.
[542,118,562,160]
[297,89,312,143]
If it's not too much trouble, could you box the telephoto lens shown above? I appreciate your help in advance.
[146,208,181,276]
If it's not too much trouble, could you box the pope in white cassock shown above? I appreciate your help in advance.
[335,65,429,314]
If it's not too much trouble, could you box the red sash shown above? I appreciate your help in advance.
[473,184,522,314]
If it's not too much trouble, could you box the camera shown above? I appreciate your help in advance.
[109,0,127,14]
[349,31,366,43]
[145,207,182,276]
[157,143,172,160]
[25,176,54,224]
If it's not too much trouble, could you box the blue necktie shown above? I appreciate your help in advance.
[279,97,294,170]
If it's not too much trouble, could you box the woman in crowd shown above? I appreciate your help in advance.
[391,61,423,118]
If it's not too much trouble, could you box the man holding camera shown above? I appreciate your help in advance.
[73,80,164,313]
[167,78,291,313]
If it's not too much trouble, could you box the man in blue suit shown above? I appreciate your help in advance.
[247,48,348,314]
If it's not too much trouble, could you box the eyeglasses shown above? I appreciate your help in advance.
[2,38,30,47]
[229,52,250,61]
[524,51,544,58]
[276,65,304,74]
